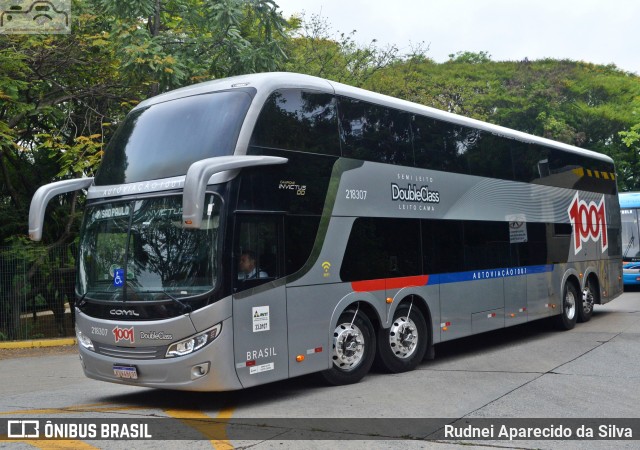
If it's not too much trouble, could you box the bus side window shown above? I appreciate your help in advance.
[234,215,282,291]
[341,218,421,281]
[413,115,468,174]
[250,89,340,156]
[338,97,413,166]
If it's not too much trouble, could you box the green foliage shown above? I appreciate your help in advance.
[40,133,104,178]
[448,51,492,64]
[0,0,291,339]
[0,0,291,247]
[95,0,156,18]
[618,121,640,190]
[620,123,640,149]
[283,13,401,87]
[94,0,288,95]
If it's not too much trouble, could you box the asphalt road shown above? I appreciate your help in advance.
[2,291,640,449]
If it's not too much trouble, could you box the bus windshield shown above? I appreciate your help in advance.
[622,208,640,261]
[95,90,253,185]
[78,194,221,301]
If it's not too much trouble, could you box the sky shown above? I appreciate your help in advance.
[274,0,640,75]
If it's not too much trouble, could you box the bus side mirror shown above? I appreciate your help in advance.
[28,177,94,241]
[182,155,287,229]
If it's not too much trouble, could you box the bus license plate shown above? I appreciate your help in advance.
[113,365,138,379]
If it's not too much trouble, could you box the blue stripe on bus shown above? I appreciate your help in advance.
[427,264,554,285]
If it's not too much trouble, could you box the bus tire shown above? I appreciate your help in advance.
[321,309,376,386]
[578,278,596,323]
[375,303,428,373]
[555,282,578,330]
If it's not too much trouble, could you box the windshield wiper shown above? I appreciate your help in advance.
[624,235,635,259]
[77,290,122,301]
[76,292,88,308]
[139,290,192,314]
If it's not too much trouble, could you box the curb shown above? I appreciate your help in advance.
[0,338,76,349]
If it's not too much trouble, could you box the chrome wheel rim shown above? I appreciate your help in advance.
[565,289,576,320]
[583,287,595,315]
[332,322,365,371]
[388,316,418,359]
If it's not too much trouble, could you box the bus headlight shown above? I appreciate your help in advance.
[76,327,94,351]
[166,323,222,358]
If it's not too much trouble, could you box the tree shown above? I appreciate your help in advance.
[283,13,401,87]
[1,0,292,244]
[619,122,640,190]
[94,0,289,96]
[448,50,492,64]
[0,0,291,339]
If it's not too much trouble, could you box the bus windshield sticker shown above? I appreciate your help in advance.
[113,269,124,287]
[93,206,130,220]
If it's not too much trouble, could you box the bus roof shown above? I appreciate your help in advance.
[619,192,640,208]
[137,72,614,164]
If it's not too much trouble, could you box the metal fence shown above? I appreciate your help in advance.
[0,245,76,341]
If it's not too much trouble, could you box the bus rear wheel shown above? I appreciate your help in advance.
[375,303,428,373]
[555,282,578,330]
[578,278,596,323]
[321,308,376,386]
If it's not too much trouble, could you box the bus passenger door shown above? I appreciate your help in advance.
[232,214,289,388]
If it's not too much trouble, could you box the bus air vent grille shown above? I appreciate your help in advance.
[94,343,164,359]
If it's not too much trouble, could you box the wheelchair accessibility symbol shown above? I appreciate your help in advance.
[114,268,124,287]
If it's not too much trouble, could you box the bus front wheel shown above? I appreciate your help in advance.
[555,282,578,330]
[321,309,376,386]
[376,303,428,373]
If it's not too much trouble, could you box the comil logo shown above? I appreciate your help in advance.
[567,193,608,254]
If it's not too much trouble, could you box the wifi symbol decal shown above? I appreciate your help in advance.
[321,261,331,277]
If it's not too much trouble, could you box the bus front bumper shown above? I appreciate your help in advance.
[77,317,242,392]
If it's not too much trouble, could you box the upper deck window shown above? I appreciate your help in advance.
[95,90,253,185]
[338,97,413,166]
[250,89,340,156]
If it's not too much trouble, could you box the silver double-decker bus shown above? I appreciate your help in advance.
[29,72,623,391]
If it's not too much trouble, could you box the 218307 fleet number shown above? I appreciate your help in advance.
[345,189,367,200]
